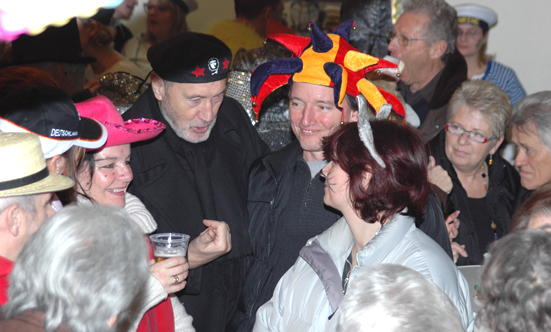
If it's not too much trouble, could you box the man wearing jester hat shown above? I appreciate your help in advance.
[231,20,453,331]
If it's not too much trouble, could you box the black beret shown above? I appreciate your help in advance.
[148,32,232,83]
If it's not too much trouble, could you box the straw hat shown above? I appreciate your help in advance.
[75,96,166,148]
[0,133,74,197]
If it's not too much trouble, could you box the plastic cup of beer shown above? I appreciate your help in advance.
[149,233,190,262]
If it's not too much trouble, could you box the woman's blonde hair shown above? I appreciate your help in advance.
[477,31,494,67]
[81,19,116,47]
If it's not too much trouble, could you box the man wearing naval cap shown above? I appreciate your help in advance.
[123,32,270,331]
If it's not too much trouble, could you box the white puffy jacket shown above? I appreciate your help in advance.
[254,213,474,332]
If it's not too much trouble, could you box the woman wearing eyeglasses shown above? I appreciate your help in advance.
[428,80,522,265]
[122,0,198,78]
[454,4,526,105]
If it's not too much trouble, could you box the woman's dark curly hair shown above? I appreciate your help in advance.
[322,120,429,224]
[478,229,551,332]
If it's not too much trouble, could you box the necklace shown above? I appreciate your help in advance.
[481,163,488,192]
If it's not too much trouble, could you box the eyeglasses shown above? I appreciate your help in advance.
[445,124,496,143]
[143,3,170,13]
[457,29,482,38]
[387,31,434,46]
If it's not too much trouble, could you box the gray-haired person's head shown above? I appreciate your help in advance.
[511,183,551,231]
[2,205,150,332]
[337,264,464,332]
[0,195,37,214]
[402,0,458,60]
[510,91,551,151]
[448,80,512,137]
[478,229,551,332]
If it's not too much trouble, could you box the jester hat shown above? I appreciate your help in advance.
[250,20,405,167]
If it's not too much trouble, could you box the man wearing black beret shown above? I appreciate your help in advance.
[123,32,270,331]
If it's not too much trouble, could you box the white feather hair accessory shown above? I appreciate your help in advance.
[356,94,391,168]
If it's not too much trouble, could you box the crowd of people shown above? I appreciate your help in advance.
[0,0,549,332]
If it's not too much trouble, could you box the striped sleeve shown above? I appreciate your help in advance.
[483,61,527,105]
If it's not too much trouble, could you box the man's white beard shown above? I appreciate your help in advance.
[158,100,216,143]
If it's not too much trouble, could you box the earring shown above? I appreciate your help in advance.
[489,154,493,165]
[340,111,344,125]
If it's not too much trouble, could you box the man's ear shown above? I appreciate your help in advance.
[262,6,272,20]
[0,204,22,237]
[429,40,447,60]
[47,155,67,175]
[150,73,166,101]
[89,20,99,36]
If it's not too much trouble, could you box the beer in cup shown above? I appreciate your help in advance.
[149,233,190,262]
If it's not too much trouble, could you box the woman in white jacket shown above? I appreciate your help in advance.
[254,119,474,332]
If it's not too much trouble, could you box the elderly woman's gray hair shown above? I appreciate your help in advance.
[447,80,512,137]
[1,205,150,332]
[402,0,457,60]
[477,229,551,332]
[509,91,551,151]
[337,264,464,332]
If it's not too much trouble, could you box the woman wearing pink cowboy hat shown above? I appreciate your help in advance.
[74,96,195,332]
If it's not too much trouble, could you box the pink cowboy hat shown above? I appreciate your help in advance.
[75,96,165,148]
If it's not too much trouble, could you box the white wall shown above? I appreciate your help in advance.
[124,0,549,94]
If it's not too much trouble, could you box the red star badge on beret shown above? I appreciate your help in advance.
[223,57,230,70]
[192,66,205,77]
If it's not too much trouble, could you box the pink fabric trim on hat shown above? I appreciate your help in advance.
[103,118,166,134]
[101,118,166,147]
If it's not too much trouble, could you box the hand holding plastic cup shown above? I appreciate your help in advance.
[149,233,190,262]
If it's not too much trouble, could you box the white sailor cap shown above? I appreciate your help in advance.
[455,4,498,31]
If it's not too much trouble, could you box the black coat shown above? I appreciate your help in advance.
[124,87,269,332]
[429,130,523,265]
[399,49,468,142]
[229,141,341,332]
